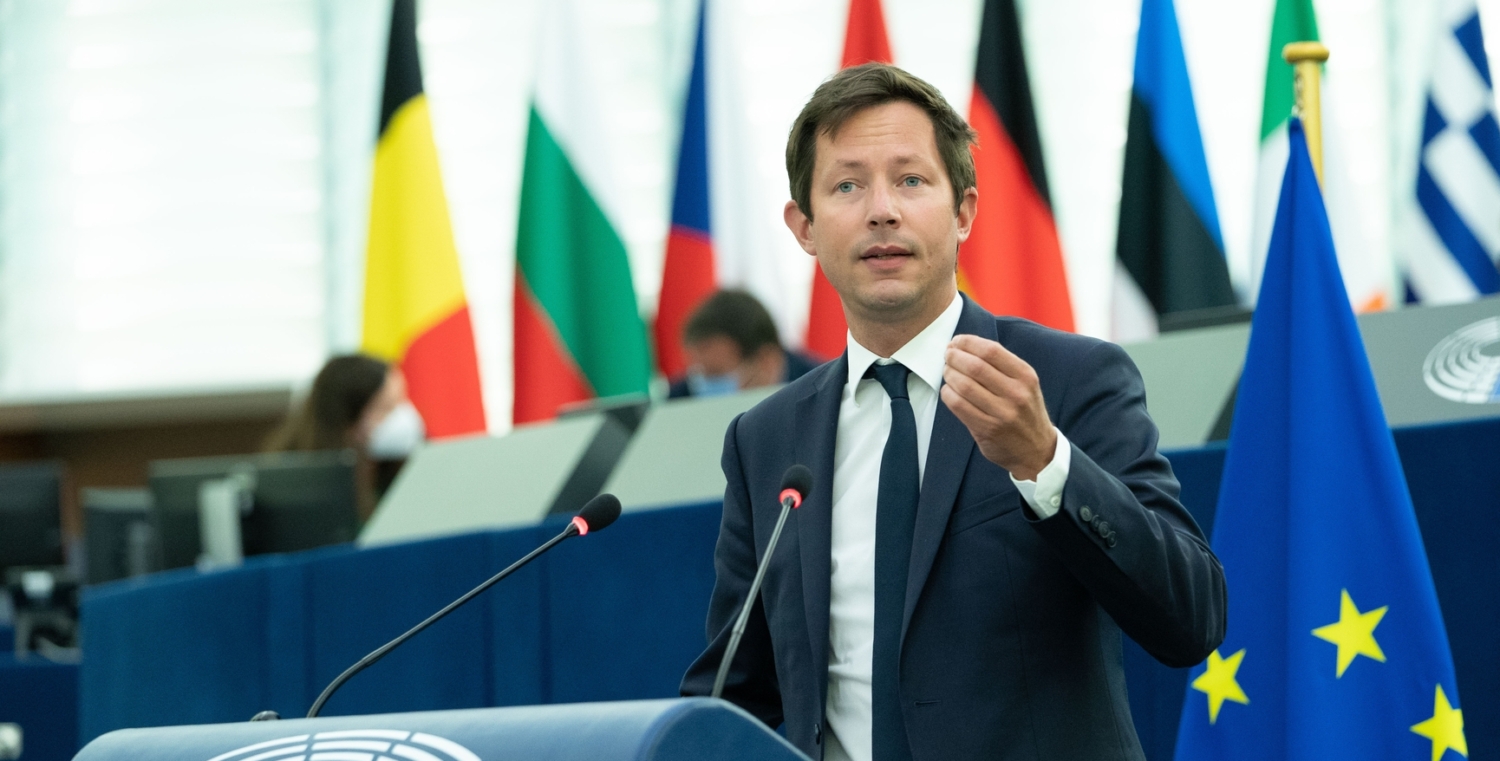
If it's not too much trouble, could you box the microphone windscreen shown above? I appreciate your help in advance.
[780,464,813,499]
[577,493,622,533]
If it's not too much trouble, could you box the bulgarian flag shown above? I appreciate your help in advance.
[961,0,1074,331]
[512,0,652,424]
[361,0,486,438]
[804,0,894,360]
[655,1,715,379]
[1251,0,1390,312]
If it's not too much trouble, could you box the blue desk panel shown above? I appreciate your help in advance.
[0,654,78,761]
[79,417,1500,760]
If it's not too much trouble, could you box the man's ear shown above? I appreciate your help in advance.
[784,200,817,256]
[954,186,978,243]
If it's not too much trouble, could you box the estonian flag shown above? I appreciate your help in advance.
[1173,119,1467,761]
[1113,0,1234,340]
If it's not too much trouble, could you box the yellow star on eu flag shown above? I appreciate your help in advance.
[1311,588,1387,677]
[1191,648,1248,723]
[1410,684,1467,761]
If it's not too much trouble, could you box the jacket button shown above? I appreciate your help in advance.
[1107,534,1118,548]
[1080,506,1093,522]
[1096,520,1110,536]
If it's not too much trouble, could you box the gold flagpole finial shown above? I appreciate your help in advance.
[1283,41,1329,184]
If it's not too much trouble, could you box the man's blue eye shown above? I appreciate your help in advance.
[903,176,921,187]
[838,182,855,193]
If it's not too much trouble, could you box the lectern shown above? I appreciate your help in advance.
[73,699,810,761]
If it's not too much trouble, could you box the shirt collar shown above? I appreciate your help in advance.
[844,293,964,396]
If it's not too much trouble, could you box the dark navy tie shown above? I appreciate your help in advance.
[870,361,917,761]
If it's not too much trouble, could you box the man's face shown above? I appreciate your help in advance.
[685,335,745,379]
[784,101,977,327]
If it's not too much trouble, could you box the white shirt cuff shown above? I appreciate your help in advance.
[1011,427,1070,519]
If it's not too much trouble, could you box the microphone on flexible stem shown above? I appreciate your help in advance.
[303,493,623,719]
[711,464,813,699]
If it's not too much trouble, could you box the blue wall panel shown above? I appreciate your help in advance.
[545,504,721,703]
[74,417,1499,760]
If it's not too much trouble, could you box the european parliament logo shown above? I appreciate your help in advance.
[206,730,481,761]
[1424,316,1500,403]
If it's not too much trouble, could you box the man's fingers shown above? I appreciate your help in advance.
[940,382,998,430]
[943,345,1017,397]
[948,334,1035,382]
[942,364,1021,426]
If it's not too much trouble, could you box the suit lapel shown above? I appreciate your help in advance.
[796,354,845,708]
[901,297,996,638]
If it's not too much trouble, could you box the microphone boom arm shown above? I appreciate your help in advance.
[306,520,582,718]
[711,493,796,699]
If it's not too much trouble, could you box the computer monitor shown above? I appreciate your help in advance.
[0,462,65,576]
[82,488,159,585]
[148,450,359,570]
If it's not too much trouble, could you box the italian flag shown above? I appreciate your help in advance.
[362,0,486,438]
[512,1,652,424]
[1251,0,1390,311]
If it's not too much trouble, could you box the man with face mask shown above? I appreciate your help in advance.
[668,290,821,399]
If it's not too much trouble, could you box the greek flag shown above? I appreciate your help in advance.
[1405,2,1500,302]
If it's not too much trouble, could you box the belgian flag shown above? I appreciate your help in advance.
[361,0,487,437]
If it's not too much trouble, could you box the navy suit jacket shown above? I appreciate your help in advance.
[681,297,1226,760]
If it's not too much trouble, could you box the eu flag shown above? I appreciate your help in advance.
[1173,119,1468,760]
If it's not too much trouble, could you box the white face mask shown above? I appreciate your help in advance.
[366,401,426,460]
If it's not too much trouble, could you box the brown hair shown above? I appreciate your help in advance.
[265,354,389,452]
[684,289,782,357]
[786,62,977,219]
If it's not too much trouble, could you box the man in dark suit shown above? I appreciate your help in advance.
[681,63,1225,761]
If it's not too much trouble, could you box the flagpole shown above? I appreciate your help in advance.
[1282,41,1329,184]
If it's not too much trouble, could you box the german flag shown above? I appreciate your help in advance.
[961,0,1074,331]
[361,0,487,437]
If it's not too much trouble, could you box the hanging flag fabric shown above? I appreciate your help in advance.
[961,0,1074,333]
[512,0,652,424]
[1404,1,1500,303]
[361,0,486,438]
[655,2,716,379]
[802,0,893,361]
[1249,0,1391,313]
[1173,118,1467,761]
[1112,0,1233,341]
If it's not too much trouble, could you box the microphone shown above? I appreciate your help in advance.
[305,493,622,718]
[711,465,812,699]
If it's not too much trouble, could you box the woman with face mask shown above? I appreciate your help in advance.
[266,354,427,518]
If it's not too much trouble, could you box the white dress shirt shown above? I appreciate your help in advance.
[822,294,1071,761]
